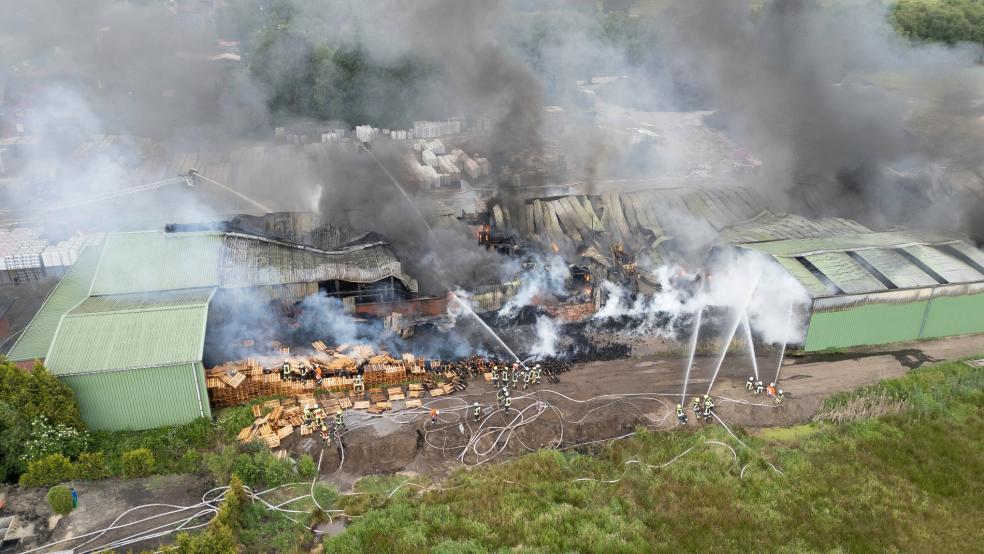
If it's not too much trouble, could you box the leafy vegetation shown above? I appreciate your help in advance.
[0,359,84,482]
[121,448,157,478]
[891,0,984,45]
[46,485,74,516]
[19,453,75,487]
[322,357,984,553]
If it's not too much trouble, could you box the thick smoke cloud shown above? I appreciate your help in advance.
[655,0,984,238]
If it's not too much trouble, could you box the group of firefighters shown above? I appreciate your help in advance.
[490,362,544,391]
[675,394,717,425]
[303,404,346,444]
[745,376,785,405]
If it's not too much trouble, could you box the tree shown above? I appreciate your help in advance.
[891,0,984,45]
[0,360,84,429]
[47,485,74,516]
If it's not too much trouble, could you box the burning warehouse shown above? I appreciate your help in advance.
[484,186,984,351]
[5,213,422,430]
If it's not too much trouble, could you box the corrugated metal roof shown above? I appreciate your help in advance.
[854,249,938,289]
[70,288,216,315]
[741,232,984,299]
[804,252,887,294]
[45,300,209,375]
[90,231,224,295]
[719,213,871,243]
[219,235,418,292]
[6,244,104,361]
[902,244,984,283]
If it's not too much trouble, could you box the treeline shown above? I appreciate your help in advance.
[891,0,984,45]
[215,0,655,127]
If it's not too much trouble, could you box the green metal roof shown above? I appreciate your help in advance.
[740,231,984,299]
[739,230,958,257]
[45,295,210,375]
[70,288,215,315]
[718,212,871,243]
[90,231,224,295]
[6,244,104,362]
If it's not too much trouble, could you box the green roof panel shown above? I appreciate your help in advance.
[854,248,938,289]
[804,252,887,294]
[903,244,984,284]
[90,231,223,295]
[6,244,104,362]
[46,299,209,375]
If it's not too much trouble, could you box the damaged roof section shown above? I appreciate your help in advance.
[87,227,418,296]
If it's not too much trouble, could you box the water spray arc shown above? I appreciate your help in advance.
[706,276,761,395]
[742,315,759,381]
[681,305,704,404]
[774,303,794,385]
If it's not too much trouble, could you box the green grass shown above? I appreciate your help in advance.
[323,357,984,553]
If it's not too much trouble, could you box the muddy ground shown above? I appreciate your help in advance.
[294,333,984,485]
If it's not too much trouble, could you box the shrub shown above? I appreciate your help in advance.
[121,448,156,478]
[205,445,239,484]
[22,417,90,463]
[0,362,84,429]
[47,485,74,516]
[19,453,73,487]
[258,450,294,487]
[297,453,317,480]
[74,452,108,481]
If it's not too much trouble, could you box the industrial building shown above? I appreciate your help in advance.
[488,186,984,351]
[6,214,419,430]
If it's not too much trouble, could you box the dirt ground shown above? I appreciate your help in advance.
[298,334,983,486]
[1,473,211,553]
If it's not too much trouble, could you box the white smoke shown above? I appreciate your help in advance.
[498,255,570,317]
[529,316,559,359]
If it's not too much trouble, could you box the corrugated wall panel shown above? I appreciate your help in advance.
[804,300,928,351]
[62,363,209,430]
[920,292,984,339]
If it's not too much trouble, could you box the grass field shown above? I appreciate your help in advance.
[323,357,984,553]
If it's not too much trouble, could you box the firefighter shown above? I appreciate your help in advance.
[320,423,331,443]
[430,408,440,424]
[473,402,482,421]
[303,406,312,425]
[691,397,702,419]
[511,365,519,389]
[496,387,505,409]
[754,380,764,396]
[491,365,499,387]
[315,364,323,385]
[523,368,531,390]
[775,389,785,406]
[503,389,512,410]
[534,364,542,385]
[766,382,777,397]
[676,404,688,424]
[314,408,325,428]
[335,410,344,430]
[703,395,716,422]
[282,359,291,381]
[746,376,755,392]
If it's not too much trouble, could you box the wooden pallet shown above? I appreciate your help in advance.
[408,390,424,399]
[264,434,281,448]
[313,340,328,352]
[353,401,371,410]
[251,404,262,418]
[389,394,406,401]
[405,399,422,409]
[276,425,293,439]
[237,426,255,443]
[263,399,281,410]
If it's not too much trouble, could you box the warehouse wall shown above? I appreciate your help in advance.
[804,291,984,351]
[61,362,211,431]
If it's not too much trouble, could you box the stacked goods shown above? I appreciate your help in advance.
[0,227,45,272]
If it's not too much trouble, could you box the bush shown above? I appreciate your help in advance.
[0,361,84,429]
[22,417,90,463]
[74,452,108,481]
[297,453,317,480]
[121,448,156,478]
[47,485,74,516]
[205,445,239,484]
[19,453,73,487]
